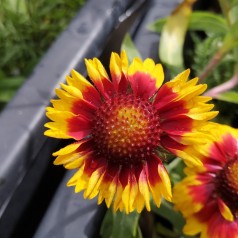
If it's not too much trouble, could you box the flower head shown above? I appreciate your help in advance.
[173,124,238,238]
[45,51,217,214]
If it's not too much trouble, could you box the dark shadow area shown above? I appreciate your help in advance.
[0,139,67,238]
[10,163,65,238]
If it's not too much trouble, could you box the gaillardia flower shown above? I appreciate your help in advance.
[173,124,238,238]
[45,51,217,214]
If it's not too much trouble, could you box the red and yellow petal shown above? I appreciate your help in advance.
[85,58,114,99]
[128,57,164,99]
[66,70,101,107]
[84,167,106,200]
[165,70,218,122]
[154,69,218,166]
[173,175,204,216]
[112,157,172,213]
[68,154,107,197]
[44,108,73,139]
[173,123,218,167]
[138,166,151,211]
[53,71,100,112]
[109,51,129,93]
[66,114,92,140]
[44,70,100,140]
[45,106,92,140]
[133,191,146,213]
[113,179,124,212]
[53,141,92,169]
[97,164,119,208]
[206,212,238,238]
[207,126,238,164]
[173,159,238,238]
[116,166,142,214]
[122,171,139,214]
[173,179,213,237]
[67,164,87,193]
[154,82,179,111]
[146,155,172,206]
[183,123,238,166]
[53,81,97,118]
[62,152,172,214]
[50,96,96,119]
[183,215,207,237]
[217,197,234,222]
[155,69,217,122]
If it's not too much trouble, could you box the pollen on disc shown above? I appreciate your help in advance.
[92,95,161,164]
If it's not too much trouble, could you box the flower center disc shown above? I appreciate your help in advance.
[215,159,238,217]
[92,95,160,164]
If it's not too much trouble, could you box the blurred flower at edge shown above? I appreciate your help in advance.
[173,124,238,238]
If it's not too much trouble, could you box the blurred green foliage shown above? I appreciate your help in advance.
[0,0,85,109]
[148,0,238,127]
[191,34,235,88]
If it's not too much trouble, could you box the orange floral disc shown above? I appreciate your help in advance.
[92,95,161,164]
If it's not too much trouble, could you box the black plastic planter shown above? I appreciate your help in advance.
[0,0,180,237]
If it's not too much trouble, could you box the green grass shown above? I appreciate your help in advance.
[0,0,85,109]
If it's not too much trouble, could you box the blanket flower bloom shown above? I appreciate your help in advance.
[44,51,217,214]
[173,124,238,238]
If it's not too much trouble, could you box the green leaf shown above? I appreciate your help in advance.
[165,157,183,173]
[148,12,228,35]
[100,209,141,238]
[159,1,194,68]
[121,33,141,62]
[4,0,28,15]
[216,20,238,56]
[147,18,167,33]
[0,89,16,102]
[165,158,186,185]
[0,77,25,90]
[220,31,238,55]
[229,20,238,41]
[216,90,238,104]
[151,200,186,236]
[156,223,178,238]
[229,3,238,24]
[188,11,228,34]
[0,76,25,102]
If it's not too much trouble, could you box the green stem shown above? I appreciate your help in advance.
[198,50,224,83]
[204,73,238,98]
[203,44,238,97]
[218,0,231,26]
